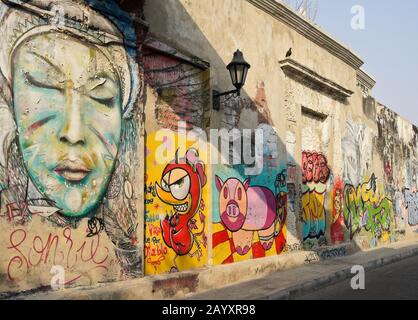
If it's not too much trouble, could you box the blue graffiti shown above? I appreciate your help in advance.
[404,189,418,226]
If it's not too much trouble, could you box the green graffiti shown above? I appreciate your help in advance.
[343,174,393,240]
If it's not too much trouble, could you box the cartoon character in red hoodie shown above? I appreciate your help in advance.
[155,148,206,266]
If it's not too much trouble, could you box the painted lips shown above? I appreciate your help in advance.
[54,159,91,182]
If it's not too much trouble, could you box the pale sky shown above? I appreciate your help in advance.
[313,0,418,125]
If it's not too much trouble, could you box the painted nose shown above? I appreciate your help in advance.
[59,90,85,145]
[226,203,240,217]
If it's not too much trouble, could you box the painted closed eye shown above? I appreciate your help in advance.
[89,86,117,107]
[170,175,190,200]
[86,78,118,108]
[24,72,63,91]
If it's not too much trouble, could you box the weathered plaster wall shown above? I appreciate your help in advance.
[0,0,146,294]
[143,0,358,258]
[142,0,418,272]
[142,41,211,274]
[1,0,418,297]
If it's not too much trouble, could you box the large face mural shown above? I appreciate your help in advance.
[13,32,122,217]
[0,0,143,290]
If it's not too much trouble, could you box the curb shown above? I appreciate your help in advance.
[257,246,418,300]
[3,243,354,300]
[4,241,418,300]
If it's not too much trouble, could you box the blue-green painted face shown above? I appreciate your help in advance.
[12,32,123,217]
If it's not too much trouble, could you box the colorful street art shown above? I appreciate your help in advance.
[0,0,143,292]
[331,177,346,244]
[211,80,288,265]
[145,133,208,275]
[0,0,417,300]
[404,189,418,226]
[376,108,398,185]
[342,120,373,186]
[374,104,418,234]
[343,174,394,245]
[302,189,326,243]
[275,169,289,236]
[142,35,211,274]
[143,39,210,131]
[302,151,330,247]
[215,176,283,255]
[302,151,331,185]
[212,168,287,265]
[157,149,207,257]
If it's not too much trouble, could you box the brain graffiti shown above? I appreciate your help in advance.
[302,151,330,185]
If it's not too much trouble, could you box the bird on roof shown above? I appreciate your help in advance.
[286,48,292,58]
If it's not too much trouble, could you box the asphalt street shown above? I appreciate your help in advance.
[296,254,418,300]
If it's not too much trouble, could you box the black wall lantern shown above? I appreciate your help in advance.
[213,49,251,110]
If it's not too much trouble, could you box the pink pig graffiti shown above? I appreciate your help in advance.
[215,176,278,256]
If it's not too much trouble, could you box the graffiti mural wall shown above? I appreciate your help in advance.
[0,0,144,292]
[212,84,287,265]
[212,164,287,264]
[301,151,330,247]
[212,165,287,264]
[343,174,394,247]
[299,107,333,249]
[142,42,210,275]
[331,177,346,245]
[404,189,418,227]
[342,120,373,186]
[144,134,209,274]
[1,0,418,298]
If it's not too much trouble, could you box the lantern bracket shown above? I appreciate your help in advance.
[212,89,240,111]
[213,89,240,98]
[212,49,250,111]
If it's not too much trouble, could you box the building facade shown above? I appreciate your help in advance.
[0,0,417,296]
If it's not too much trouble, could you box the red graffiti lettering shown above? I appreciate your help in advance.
[145,242,168,270]
[7,228,111,282]
[148,224,162,237]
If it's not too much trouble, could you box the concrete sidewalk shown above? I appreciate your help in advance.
[186,238,418,300]
[7,238,418,300]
